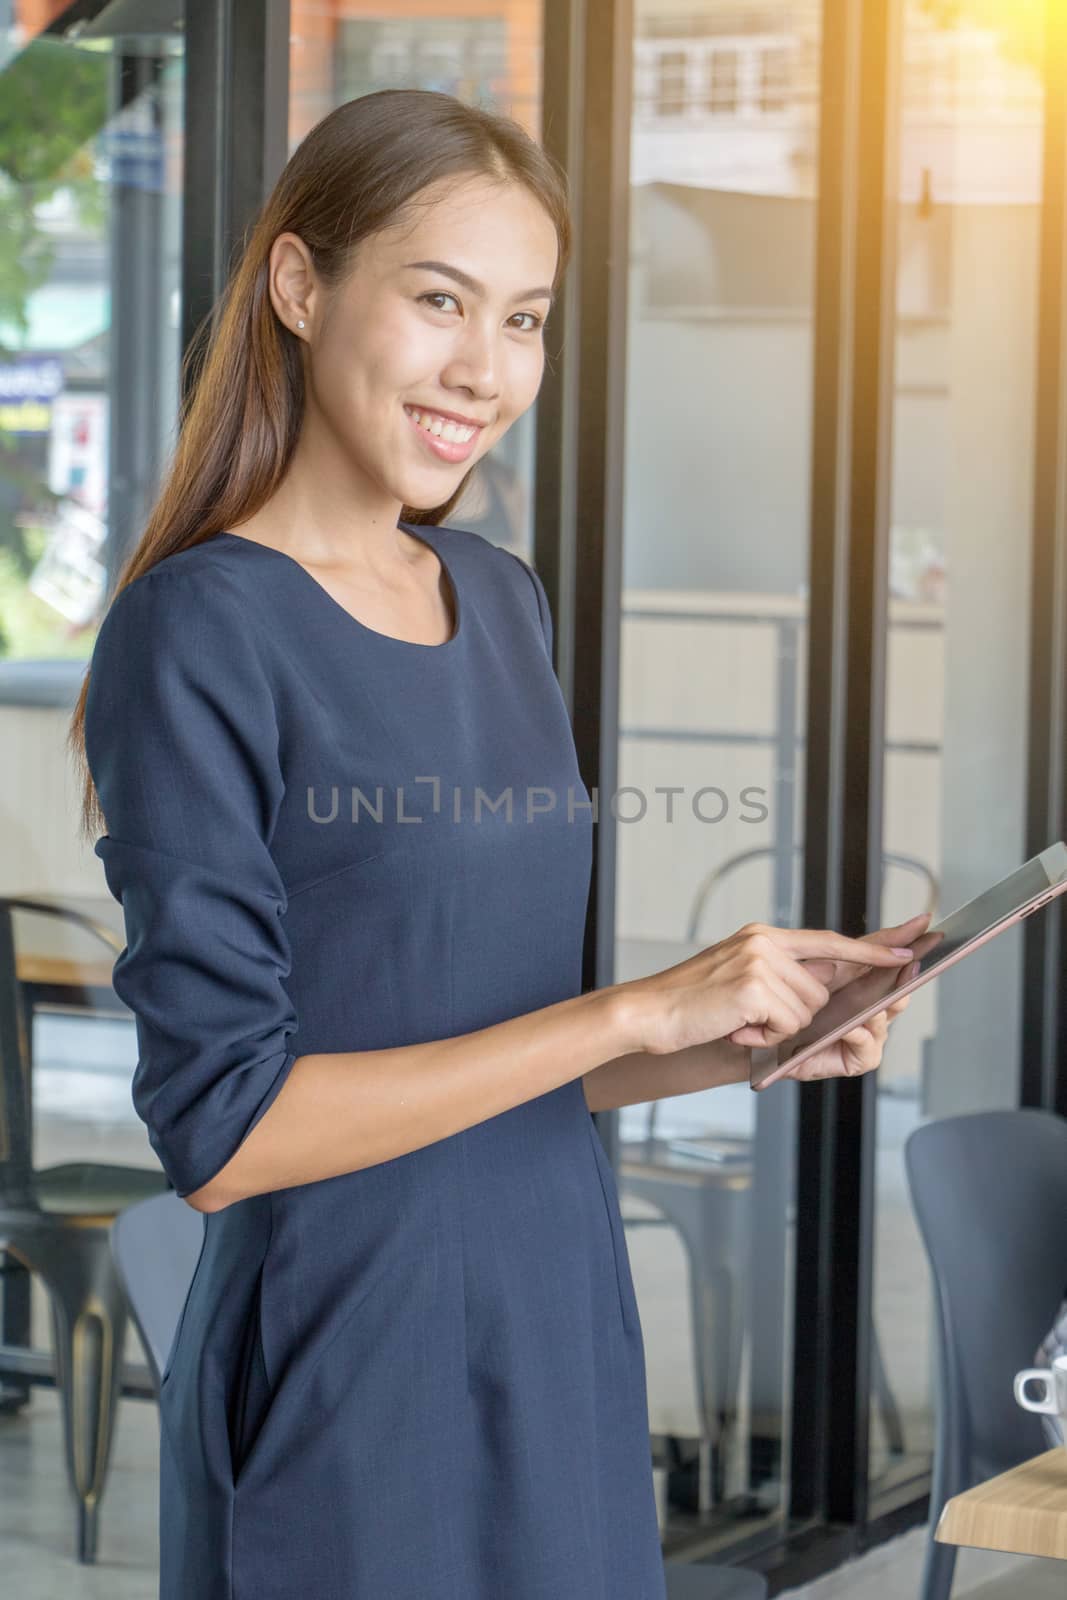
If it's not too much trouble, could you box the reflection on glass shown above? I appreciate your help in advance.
[870,0,1043,1501]
[619,1,820,1549]
[0,7,184,661]
[288,1,543,560]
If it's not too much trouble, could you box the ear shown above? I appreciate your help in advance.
[268,231,320,339]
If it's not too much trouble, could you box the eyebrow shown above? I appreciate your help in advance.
[403,260,555,308]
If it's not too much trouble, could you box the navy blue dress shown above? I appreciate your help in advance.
[84,522,666,1600]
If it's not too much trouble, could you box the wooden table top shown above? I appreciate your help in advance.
[17,950,117,990]
[618,1135,752,1191]
[11,892,123,993]
[935,1448,1067,1560]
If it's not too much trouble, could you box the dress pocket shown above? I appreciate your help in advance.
[229,1268,274,1489]
[583,1111,640,1339]
[159,1215,207,1389]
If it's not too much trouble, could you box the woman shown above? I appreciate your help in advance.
[69,89,922,1600]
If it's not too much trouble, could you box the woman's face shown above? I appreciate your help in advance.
[272,173,559,516]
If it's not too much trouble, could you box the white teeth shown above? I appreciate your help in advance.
[406,407,476,444]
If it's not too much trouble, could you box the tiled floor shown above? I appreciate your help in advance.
[781,1527,1065,1600]
[0,1383,159,1598]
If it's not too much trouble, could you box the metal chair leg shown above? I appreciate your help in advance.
[919,1530,958,1600]
[698,1435,714,1512]
[42,1238,129,1563]
[871,1319,905,1455]
[0,1249,33,1411]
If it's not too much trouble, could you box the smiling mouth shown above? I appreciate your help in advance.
[403,404,483,463]
[404,405,482,441]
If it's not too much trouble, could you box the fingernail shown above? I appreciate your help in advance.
[892,947,913,958]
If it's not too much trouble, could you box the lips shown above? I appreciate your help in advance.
[406,403,489,428]
[403,404,483,465]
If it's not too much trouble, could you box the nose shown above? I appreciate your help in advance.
[441,315,500,402]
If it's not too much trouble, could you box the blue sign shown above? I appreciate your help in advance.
[0,355,64,434]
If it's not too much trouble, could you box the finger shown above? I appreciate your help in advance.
[757,967,814,1044]
[840,1022,883,1073]
[887,961,922,1009]
[866,912,933,944]
[809,915,932,968]
[789,1020,882,1082]
[801,955,875,998]
[772,927,917,967]
[799,958,838,985]
[763,945,832,1014]
[738,968,815,1047]
[845,1016,885,1046]
[730,1024,776,1047]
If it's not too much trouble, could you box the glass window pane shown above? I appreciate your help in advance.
[623,1,821,1550]
[870,0,1044,1503]
[706,49,740,116]
[0,7,184,663]
[657,50,689,116]
[759,46,791,114]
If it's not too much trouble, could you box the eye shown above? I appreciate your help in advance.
[417,291,544,334]
[419,291,461,314]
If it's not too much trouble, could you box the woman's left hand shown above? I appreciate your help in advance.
[776,911,932,1083]
[777,980,915,1081]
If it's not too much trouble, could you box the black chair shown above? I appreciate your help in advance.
[664,1561,767,1597]
[905,1108,1067,1600]
[0,896,171,1562]
[110,1188,204,1390]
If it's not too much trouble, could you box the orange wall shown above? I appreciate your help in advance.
[16,0,71,34]
[16,2,540,145]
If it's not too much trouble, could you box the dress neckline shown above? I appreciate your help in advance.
[214,521,462,652]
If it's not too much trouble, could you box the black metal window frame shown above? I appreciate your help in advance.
[1023,5,1067,1122]
[180,0,290,404]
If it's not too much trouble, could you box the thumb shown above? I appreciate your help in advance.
[801,958,838,985]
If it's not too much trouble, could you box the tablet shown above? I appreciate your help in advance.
[749,840,1067,1090]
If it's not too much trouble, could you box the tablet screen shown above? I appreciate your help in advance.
[751,840,1067,1087]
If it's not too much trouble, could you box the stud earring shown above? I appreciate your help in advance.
[297,319,305,330]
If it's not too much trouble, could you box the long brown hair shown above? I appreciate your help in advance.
[70,87,571,844]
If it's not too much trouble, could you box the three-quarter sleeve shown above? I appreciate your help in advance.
[84,564,299,1200]
[504,550,554,660]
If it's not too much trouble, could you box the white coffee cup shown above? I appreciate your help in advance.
[1013,1352,1067,1445]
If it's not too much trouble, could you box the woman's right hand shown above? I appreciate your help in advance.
[619,922,918,1057]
